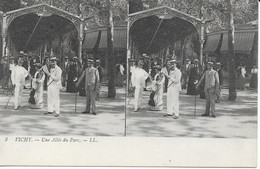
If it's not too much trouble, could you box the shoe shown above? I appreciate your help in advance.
[14,107,18,110]
[173,116,178,119]
[92,112,96,115]
[201,114,209,116]
[212,115,216,118]
[164,114,172,117]
[82,111,90,114]
[44,112,53,115]
[134,108,138,112]
[54,113,59,117]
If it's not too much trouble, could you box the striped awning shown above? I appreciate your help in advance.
[83,26,126,51]
[204,33,221,53]
[220,30,256,53]
[82,30,99,50]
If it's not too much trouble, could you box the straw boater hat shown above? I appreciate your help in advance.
[88,59,94,63]
[194,59,199,63]
[50,57,57,61]
[168,59,177,64]
[142,53,149,59]
[73,57,78,61]
[65,56,69,59]
[216,62,222,66]
[96,59,101,63]
[207,61,213,66]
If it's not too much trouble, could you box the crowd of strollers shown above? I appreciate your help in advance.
[129,54,258,119]
[0,52,258,118]
[0,52,126,116]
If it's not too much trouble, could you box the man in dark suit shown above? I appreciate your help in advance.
[215,62,223,103]
[62,56,70,87]
[96,60,103,83]
[76,59,100,115]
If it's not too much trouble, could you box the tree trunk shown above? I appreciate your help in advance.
[106,0,116,98]
[227,0,237,100]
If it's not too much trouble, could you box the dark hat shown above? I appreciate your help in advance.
[138,60,144,65]
[18,57,24,63]
[154,65,162,70]
[35,63,42,67]
[129,58,135,62]
[10,56,14,60]
[45,52,50,57]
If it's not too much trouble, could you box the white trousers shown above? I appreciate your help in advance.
[134,85,143,110]
[167,86,179,116]
[48,84,60,114]
[14,84,23,109]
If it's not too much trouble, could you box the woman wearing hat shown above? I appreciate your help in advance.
[66,57,81,92]
[29,63,45,109]
[149,65,165,111]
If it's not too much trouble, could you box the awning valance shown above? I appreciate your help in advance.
[204,33,221,53]
[220,31,256,53]
[82,30,100,50]
[83,26,127,51]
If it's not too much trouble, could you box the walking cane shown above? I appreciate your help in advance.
[5,94,12,109]
[75,91,78,114]
[194,81,199,116]
[5,84,14,109]
[194,94,197,116]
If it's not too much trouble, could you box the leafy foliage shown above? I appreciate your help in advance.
[139,0,258,31]
[0,0,21,12]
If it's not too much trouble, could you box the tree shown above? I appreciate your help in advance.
[129,0,144,14]
[0,0,21,12]
[227,0,236,101]
[106,0,116,98]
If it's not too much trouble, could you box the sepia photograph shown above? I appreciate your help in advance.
[126,0,258,138]
[0,0,127,136]
[0,0,258,167]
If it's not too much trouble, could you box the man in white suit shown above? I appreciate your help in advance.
[43,57,62,117]
[162,60,182,119]
[131,60,149,112]
[11,56,28,110]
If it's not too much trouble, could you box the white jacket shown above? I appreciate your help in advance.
[11,65,28,86]
[132,67,149,88]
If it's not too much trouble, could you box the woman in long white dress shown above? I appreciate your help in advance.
[30,63,45,109]
[150,65,165,111]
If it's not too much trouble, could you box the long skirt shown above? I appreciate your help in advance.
[150,86,164,111]
[116,72,124,87]
[30,85,44,109]
[250,73,257,88]
[237,75,246,90]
